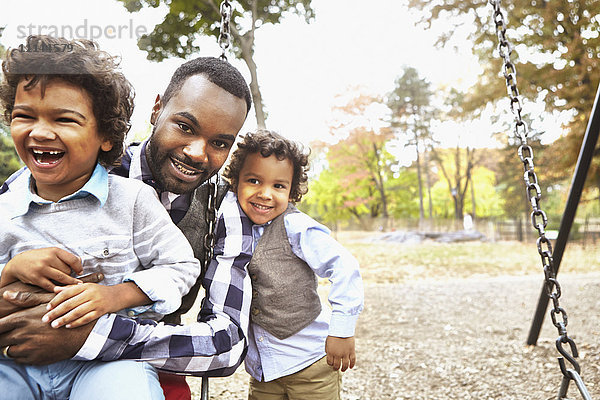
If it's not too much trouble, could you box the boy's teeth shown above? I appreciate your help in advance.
[33,149,62,155]
[32,149,65,164]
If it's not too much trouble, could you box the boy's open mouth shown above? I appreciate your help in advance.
[32,149,65,165]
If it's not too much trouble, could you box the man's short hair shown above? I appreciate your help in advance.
[0,35,134,166]
[162,57,251,114]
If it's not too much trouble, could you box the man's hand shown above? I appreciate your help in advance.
[0,303,94,365]
[0,273,104,319]
[0,248,83,291]
[325,336,356,372]
[0,281,51,318]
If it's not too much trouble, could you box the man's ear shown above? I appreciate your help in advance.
[150,94,161,125]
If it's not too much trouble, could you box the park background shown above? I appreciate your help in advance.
[2,1,600,399]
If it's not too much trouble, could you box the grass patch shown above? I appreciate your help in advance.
[334,231,600,284]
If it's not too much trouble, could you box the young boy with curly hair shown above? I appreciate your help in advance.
[207,129,363,399]
[0,35,201,399]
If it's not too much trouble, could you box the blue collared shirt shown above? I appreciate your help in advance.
[0,164,108,276]
[5,163,108,219]
[1,154,251,376]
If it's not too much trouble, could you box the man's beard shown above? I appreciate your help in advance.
[146,130,211,194]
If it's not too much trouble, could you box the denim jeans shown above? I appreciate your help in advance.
[0,357,164,400]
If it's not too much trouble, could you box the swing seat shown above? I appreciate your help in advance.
[159,372,192,400]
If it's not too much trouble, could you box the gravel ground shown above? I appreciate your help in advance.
[186,272,600,400]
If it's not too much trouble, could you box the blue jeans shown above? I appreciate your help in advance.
[0,357,165,400]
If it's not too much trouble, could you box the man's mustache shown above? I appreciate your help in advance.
[170,154,207,172]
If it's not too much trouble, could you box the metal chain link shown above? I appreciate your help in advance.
[200,174,218,400]
[200,4,231,398]
[201,3,231,398]
[202,174,218,280]
[488,1,591,397]
[218,0,232,60]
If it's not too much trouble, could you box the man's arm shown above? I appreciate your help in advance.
[0,193,253,375]
[0,273,104,319]
[0,259,250,372]
[74,193,253,376]
[0,273,104,365]
[0,304,94,365]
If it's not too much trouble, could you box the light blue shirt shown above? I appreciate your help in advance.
[245,210,364,382]
[0,163,198,317]
[5,163,108,219]
[0,164,108,275]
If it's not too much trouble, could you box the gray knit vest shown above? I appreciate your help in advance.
[248,204,322,339]
[161,180,228,324]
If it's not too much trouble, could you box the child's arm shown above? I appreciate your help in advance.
[325,336,356,372]
[285,212,364,370]
[115,183,200,316]
[42,281,151,328]
[0,248,84,291]
[42,183,200,328]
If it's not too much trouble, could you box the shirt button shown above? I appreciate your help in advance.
[252,307,260,316]
[103,248,109,256]
[258,336,264,342]
[127,310,135,317]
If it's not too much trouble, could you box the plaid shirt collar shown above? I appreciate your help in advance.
[112,140,191,224]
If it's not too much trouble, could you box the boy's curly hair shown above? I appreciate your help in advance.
[223,130,310,203]
[0,35,134,166]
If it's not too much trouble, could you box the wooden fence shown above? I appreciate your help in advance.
[334,216,600,245]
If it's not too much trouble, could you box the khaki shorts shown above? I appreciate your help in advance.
[248,356,342,400]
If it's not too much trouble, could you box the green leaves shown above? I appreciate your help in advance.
[0,131,21,184]
[116,0,315,127]
[117,0,315,60]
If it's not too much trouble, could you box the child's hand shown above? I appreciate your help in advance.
[1,248,83,292]
[42,281,151,328]
[42,283,113,328]
[325,335,356,372]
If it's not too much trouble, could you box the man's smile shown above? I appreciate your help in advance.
[170,157,204,176]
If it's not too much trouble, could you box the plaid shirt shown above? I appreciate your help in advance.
[67,144,253,376]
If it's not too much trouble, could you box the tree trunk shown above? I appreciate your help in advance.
[372,142,389,218]
[238,2,266,128]
[415,136,424,221]
[470,171,476,219]
[424,149,433,219]
[242,55,266,128]
[597,173,600,211]
[454,146,462,220]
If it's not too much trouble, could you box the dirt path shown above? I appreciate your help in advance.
[187,272,600,399]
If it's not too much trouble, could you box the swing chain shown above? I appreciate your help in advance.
[200,174,219,400]
[489,0,588,390]
[202,4,231,398]
[202,174,218,278]
[218,0,232,60]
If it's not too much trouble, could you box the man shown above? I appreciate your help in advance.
[0,56,253,378]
